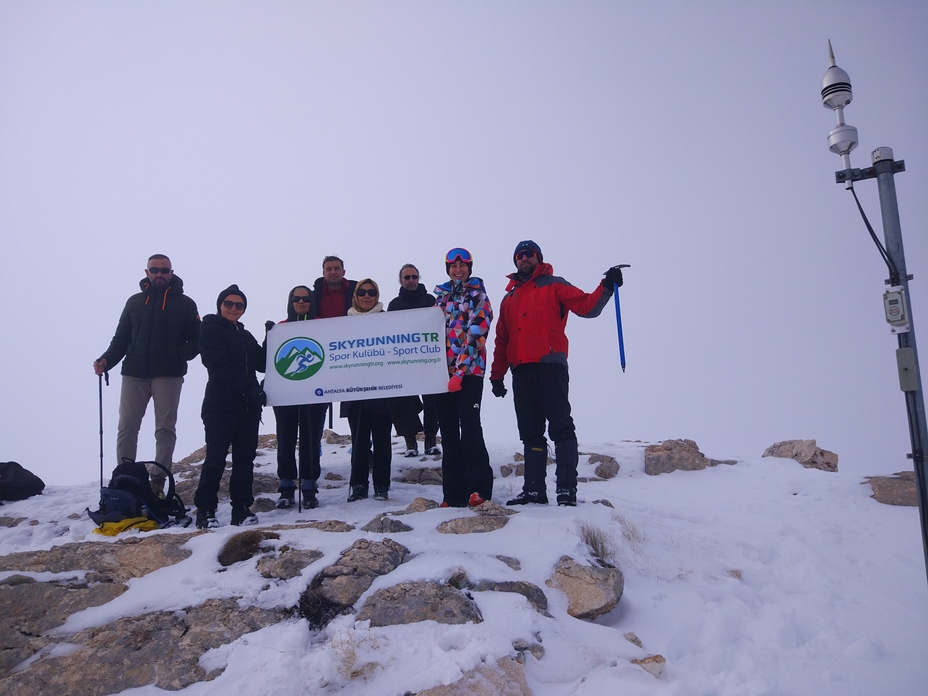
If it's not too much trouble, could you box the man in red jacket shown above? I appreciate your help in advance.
[489,240,623,506]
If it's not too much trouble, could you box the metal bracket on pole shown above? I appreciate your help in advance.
[835,160,905,184]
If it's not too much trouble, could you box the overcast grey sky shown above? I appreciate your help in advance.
[2,1,926,486]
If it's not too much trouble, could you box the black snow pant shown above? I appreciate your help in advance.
[436,375,493,506]
[511,362,579,494]
[347,401,392,493]
[273,403,327,492]
[422,394,439,440]
[195,408,260,511]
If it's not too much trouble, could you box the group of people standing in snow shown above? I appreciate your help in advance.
[93,244,624,529]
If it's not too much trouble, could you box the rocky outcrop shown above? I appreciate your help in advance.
[470,580,549,616]
[546,556,624,620]
[632,654,666,678]
[356,580,483,627]
[217,529,280,566]
[644,439,736,475]
[297,538,409,629]
[589,453,620,479]
[398,496,441,514]
[0,532,196,583]
[438,516,508,534]
[414,656,532,696]
[361,514,414,533]
[865,471,918,506]
[393,466,443,485]
[257,547,323,580]
[0,598,287,696]
[323,429,352,445]
[0,574,126,674]
[762,439,838,472]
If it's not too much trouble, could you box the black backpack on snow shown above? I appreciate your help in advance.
[0,461,46,502]
[87,459,190,528]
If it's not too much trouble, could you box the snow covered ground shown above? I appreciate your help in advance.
[1,439,926,695]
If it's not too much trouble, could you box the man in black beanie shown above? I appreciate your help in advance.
[489,240,624,506]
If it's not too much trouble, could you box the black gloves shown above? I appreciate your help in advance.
[602,266,624,289]
[247,385,267,408]
[491,380,507,398]
[265,320,276,333]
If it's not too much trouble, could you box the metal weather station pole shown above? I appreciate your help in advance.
[821,41,928,584]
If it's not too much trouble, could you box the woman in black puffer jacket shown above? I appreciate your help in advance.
[194,284,266,529]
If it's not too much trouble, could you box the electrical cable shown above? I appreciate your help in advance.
[849,185,900,285]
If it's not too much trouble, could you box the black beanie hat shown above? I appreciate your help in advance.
[216,284,247,313]
[513,240,543,266]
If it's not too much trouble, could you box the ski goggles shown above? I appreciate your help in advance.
[356,288,378,297]
[291,295,311,303]
[515,249,537,260]
[445,248,472,264]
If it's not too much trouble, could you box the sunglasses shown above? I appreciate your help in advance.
[291,295,311,303]
[403,274,419,281]
[222,300,245,311]
[515,250,537,260]
[148,267,172,274]
[445,247,472,264]
[356,288,378,297]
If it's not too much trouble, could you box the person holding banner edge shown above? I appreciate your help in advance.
[313,255,360,454]
[434,248,494,508]
[345,279,394,502]
[489,240,623,507]
[387,263,440,457]
[266,286,327,510]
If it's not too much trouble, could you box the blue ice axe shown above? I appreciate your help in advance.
[609,265,630,372]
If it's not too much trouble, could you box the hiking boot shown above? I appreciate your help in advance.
[403,447,419,458]
[403,436,418,457]
[468,492,486,507]
[424,435,440,456]
[556,488,577,507]
[373,486,389,501]
[302,491,318,509]
[196,508,218,530]
[506,490,548,506]
[276,488,295,509]
[231,505,258,526]
[439,501,450,508]
[347,485,368,503]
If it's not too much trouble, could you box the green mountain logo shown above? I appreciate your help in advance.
[274,337,325,381]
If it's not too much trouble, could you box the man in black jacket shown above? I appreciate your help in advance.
[94,254,200,494]
[387,263,440,456]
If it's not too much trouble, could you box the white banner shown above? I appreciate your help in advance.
[264,307,448,406]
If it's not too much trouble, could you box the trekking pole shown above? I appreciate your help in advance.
[98,370,109,489]
[297,404,303,513]
[610,265,631,372]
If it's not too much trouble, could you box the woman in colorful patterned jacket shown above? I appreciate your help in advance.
[433,248,494,507]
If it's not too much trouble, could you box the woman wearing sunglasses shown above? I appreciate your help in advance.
[194,284,266,529]
[434,248,494,507]
[345,279,394,502]
[268,286,328,510]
